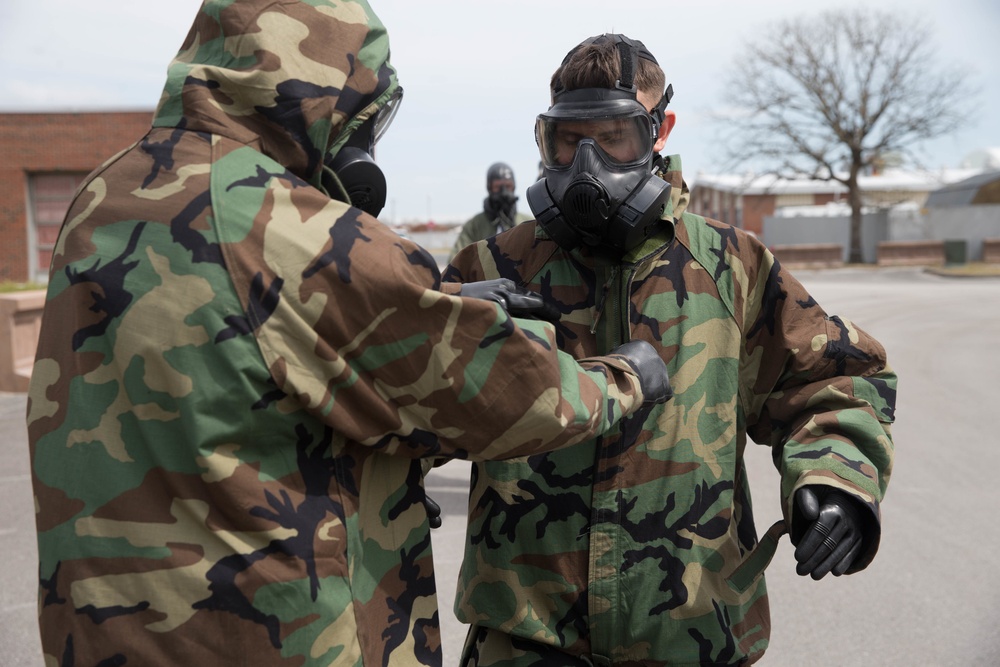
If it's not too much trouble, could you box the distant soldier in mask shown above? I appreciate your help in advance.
[25,7,675,665]
[448,162,532,261]
[446,33,897,666]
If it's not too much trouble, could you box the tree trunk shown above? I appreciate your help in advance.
[847,168,864,264]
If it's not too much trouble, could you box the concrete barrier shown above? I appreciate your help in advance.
[771,243,845,269]
[0,290,45,392]
[876,240,945,267]
[983,238,1000,264]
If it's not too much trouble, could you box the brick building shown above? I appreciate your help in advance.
[689,167,982,240]
[0,111,153,283]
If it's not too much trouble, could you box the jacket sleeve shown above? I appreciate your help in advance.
[447,215,480,263]
[740,245,896,572]
[223,193,647,462]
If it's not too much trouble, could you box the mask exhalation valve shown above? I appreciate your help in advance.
[563,180,610,237]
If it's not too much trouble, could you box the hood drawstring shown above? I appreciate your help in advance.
[319,163,351,205]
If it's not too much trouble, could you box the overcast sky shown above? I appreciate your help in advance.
[1,0,996,222]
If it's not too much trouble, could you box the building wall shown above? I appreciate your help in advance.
[763,211,890,264]
[904,205,1000,261]
[689,182,933,239]
[685,177,994,262]
[0,111,153,283]
[864,189,930,209]
[814,192,839,207]
[741,194,775,236]
[688,186,775,236]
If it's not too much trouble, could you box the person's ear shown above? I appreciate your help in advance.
[653,110,676,153]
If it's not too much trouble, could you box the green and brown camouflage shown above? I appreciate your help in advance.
[25,1,654,665]
[448,210,533,263]
[445,155,897,666]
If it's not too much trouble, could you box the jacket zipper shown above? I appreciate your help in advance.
[588,261,637,662]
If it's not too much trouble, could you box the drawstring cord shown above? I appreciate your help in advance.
[319,163,352,205]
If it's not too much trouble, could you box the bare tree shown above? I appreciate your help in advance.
[714,8,979,263]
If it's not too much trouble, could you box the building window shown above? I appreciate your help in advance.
[864,190,926,208]
[28,173,88,282]
[774,193,816,208]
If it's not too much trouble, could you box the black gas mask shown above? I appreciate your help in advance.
[483,161,519,226]
[486,187,517,218]
[527,36,673,254]
[324,86,403,217]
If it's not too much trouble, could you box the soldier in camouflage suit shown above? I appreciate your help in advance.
[445,34,897,666]
[447,163,532,263]
[25,5,673,666]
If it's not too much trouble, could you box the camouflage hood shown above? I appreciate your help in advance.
[152,0,399,188]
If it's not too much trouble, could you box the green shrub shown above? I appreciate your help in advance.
[0,281,46,293]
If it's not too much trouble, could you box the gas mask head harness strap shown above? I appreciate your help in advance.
[324,86,404,217]
[527,34,675,255]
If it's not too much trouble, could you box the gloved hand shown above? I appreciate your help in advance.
[458,279,561,323]
[609,339,673,406]
[423,494,442,529]
[792,486,864,580]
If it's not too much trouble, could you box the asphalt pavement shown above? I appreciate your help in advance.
[0,391,42,666]
[4,266,1000,666]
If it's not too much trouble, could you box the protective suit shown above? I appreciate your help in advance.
[448,163,531,262]
[26,2,657,664]
[445,156,896,666]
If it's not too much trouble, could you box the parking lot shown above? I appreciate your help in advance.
[4,267,999,666]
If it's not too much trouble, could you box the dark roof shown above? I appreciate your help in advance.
[924,170,1000,207]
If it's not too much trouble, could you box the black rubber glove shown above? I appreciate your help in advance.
[609,339,673,406]
[792,486,864,580]
[423,494,442,529]
[458,279,561,323]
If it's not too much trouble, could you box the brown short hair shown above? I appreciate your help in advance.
[550,38,665,101]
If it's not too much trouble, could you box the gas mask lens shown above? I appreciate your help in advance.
[372,86,403,146]
[537,112,654,169]
[347,86,405,156]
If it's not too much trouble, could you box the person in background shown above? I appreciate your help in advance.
[25,6,673,665]
[448,162,532,261]
[446,32,896,666]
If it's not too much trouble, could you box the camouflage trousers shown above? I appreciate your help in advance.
[460,625,755,666]
[461,625,590,667]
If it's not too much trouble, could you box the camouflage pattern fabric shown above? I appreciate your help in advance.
[448,210,533,262]
[25,2,653,665]
[444,155,897,666]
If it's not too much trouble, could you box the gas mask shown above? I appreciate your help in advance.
[483,162,519,225]
[485,186,517,218]
[324,86,403,217]
[527,35,674,255]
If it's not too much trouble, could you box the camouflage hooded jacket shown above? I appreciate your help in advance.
[25,2,654,665]
[444,157,897,666]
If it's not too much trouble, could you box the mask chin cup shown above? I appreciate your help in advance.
[328,147,387,217]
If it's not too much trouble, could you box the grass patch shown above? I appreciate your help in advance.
[0,281,46,293]
[925,263,1000,278]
